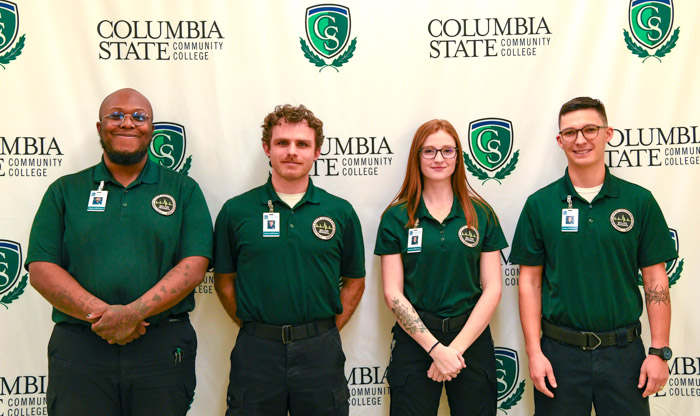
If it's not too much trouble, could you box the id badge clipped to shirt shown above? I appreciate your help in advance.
[87,181,108,212]
[561,209,579,232]
[263,212,280,237]
[407,228,422,253]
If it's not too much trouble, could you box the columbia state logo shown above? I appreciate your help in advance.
[623,0,680,62]
[495,347,525,412]
[0,1,26,70]
[300,4,357,72]
[149,122,193,175]
[637,228,683,287]
[0,239,28,309]
[465,118,519,185]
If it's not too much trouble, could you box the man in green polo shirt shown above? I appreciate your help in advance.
[214,104,366,416]
[510,97,677,415]
[25,88,213,416]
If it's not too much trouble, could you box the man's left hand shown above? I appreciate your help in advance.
[638,354,669,398]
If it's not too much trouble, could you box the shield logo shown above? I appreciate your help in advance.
[665,228,678,274]
[629,0,673,49]
[149,122,186,171]
[468,119,513,172]
[305,4,351,59]
[0,1,19,54]
[0,239,22,296]
[495,347,519,401]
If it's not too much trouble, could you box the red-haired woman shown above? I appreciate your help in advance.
[374,119,507,415]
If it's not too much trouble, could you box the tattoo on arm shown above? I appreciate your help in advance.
[391,298,427,334]
[645,284,670,306]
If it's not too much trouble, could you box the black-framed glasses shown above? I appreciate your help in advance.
[420,146,458,159]
[558,125,607,142]
[101,111,150,126]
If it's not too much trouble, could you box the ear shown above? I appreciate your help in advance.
[602,126,613,144]
[96,121,101,135]
[314,145,321,161]
[262,141,271,157]
[556,134,564,150]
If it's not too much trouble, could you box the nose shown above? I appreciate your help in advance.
[574,130,587,144]
[119,114,136,128]
[434,150,445,161]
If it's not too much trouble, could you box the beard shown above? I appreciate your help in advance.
[100,136,150,166]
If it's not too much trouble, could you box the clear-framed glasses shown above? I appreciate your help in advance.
[101,111,150,126]
[558,125,607,142]
[420,146,458,159]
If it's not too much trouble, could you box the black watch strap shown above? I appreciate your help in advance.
[648,346,673,361]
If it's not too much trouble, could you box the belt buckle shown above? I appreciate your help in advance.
[441,318,450,333]
[581,331,602,351]
[282,325,292,344]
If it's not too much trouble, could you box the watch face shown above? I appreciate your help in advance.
[662,347,673,360]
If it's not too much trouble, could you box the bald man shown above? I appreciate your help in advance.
[26,88,213,416]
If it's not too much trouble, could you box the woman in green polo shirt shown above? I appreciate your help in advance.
[374,119,507,415]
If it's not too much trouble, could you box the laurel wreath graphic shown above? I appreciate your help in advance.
[623,27,680,63]
[299,37,357,72]
[637,258,683,287]
[498,380,525,413]
[0,34,25,69]
[464,150,519,185]
[0,272,28,308]
[178,155,192,176]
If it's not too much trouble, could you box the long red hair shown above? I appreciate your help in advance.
[386,119,488,228]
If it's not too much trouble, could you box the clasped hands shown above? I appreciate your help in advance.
[427,343,466,382]
[87,305,149,345]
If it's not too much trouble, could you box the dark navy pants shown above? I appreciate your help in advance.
[47,319,197,416]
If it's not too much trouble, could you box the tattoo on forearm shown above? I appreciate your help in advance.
[645,284,670,306]
[391,298,427,334]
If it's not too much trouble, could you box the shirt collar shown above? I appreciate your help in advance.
[260,175,320,207]
[92,157,159,188]
[415,194,465,222]
[558,166,620,202]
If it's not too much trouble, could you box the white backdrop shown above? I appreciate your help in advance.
[1,1,698,415]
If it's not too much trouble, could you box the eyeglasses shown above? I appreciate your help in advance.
[101,111,151,126]
[558,125,607,142]
[419,146,458,159]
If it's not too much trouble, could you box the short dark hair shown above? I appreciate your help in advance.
[261,104,324,149]
[558,97,608,126]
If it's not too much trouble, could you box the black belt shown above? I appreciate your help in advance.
[417,310,469,333]
[542,320,641,351]
[243,317,336,344]
[152,312,189,327]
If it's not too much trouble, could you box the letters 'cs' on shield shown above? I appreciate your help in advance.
[495,347,519,400]
[468,118,513,172]
[0,1,19,53]
[149,122,186,172]
[629,0,673,49]
[0,240,22,295]
[305,4,351,59]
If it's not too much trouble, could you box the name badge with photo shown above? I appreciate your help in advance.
[407,228,422,253]
[561,208,579,232]
[87,190,108,212]
[263,212,280,237]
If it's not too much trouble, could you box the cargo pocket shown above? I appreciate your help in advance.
[332,385,350,415]
[225,385,245,415]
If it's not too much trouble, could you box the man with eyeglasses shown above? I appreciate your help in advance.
[213,104,365,415]
[25,88,213,416]
[510,97,676,415]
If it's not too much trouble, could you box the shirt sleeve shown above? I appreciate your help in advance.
[339,206,366,279]
[177,181,213,262]
[25,182,66,270]
[373,207,402,256]
[213,201,238,274]
[637,193,677,268]
[481,206,508,252]
[509,197,545,266]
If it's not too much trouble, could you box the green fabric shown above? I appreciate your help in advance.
[26,159,213,325]
[510,167,677,331]
[214,177,366,325]
[374,196,507,317]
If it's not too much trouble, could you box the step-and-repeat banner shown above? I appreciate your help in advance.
[1,1,698,415]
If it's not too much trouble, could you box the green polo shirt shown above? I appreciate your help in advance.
[509,168,677,332]
[374,197,507,317]
[213,177,366,325]
[26,159,213,325]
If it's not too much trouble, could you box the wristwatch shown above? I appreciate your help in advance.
[648,346,673,361]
